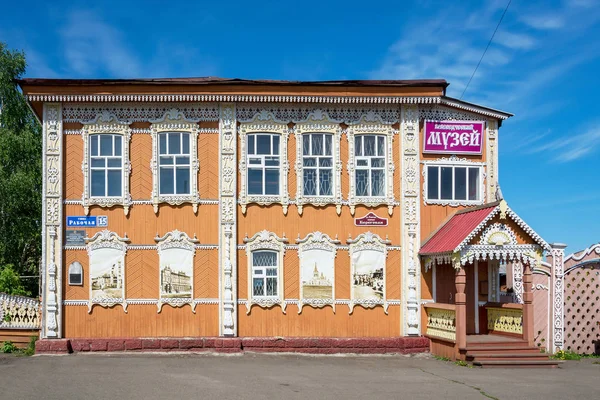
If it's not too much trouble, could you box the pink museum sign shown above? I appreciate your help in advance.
[354,212,388,227]
[423,120,485,155]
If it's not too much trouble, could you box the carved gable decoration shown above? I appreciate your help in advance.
[347,113,395,216]
[294,111,343,215]
[244,230,288,314]
[86,230,129,313]
[347,232,391,314]
[479,223,518,246]
[296,232,341,313]
[239,112,290,214]
[150,109,200,213]
[82,112,132,215]
[155,230,199,313]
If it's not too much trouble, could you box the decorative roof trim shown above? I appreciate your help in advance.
[440,96,512,119]
[505,207,550,250]
[453,206,500,252]
[565,243,600,262]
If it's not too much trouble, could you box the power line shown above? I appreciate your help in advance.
[460,0,512,100]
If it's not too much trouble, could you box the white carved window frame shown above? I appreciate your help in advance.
[347,232,391,314]
[86,230,129,313]
[422,155,486,207]
[244,230,288,314]
[294,111,343,215]
[347,114,395,216]
[155,230,199,313]
[82,112,132,215]
[239,111,290,215]
[296,231,341,313]
[150,109,200,213]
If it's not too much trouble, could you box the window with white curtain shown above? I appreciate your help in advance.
[159,132,191,195]
[247,133,280,195]
[251,250,279,297]
[354,134,386,197]
[90,134,123,197]
[302,133,333,196]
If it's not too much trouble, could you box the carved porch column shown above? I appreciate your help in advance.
[219,103,237,336]
[522,262,534,346]
[550,243,567,353]
[454,258,467,351]
[41,103,63,338]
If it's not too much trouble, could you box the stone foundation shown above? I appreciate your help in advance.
[35,337,429,355]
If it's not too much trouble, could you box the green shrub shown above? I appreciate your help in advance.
[1,341,18,353]
[0,264,30,296]
[22,336,37,356]
[551,350,582,360]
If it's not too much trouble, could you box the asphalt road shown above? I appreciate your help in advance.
[1,352,598,400]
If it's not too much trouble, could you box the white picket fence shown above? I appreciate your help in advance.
[0,292,41,330]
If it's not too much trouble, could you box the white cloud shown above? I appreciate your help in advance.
[494,31,536,50]
[527,125,600,162]
[520,14,565,29]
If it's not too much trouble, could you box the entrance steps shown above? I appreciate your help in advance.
[464,338,561,368]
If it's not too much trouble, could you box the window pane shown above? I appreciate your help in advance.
[248,158,261,165]
[248,135,255,155]
[357,159,368,167]
[371,170,385,196]
[441,167,453,200]
[469,168,480,200]
[257,135,271,155]
[377,136,385,156]
[159,167,174,194]
[248,169,263,195]
[371,158,385,168]
[266,268,277,276]
[182,133,190,154]
[168,133,180,155]
[176,167,190,194]
[364,135,376,156]
[319,158,332,167]
[107,158,121,168]
[91,158,105,168]
[272,135,280,155]
[303,169,316,196]
[91,135,98,156]
[264,156,279,166]
[455,167,467,200]
[325,135,332,155]
[303,135,310,156]
[253,278,264,296]
[319,169,332,196]
[159,134,167,155]
[265,169,280,195]
[428,167,439,200]
[253,251,276,266]
[100,135,113,156]
[91,170,105,197]
[160,156,173,166]
[303,157,316,167]
[312,134,323,156]
[266,277,277,296]
[355,136,362,156]
[356,170,369,196]
[107,170,122,196]
[176,156,190,165]
[114,136,122,156]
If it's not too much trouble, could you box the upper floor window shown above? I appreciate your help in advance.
[302,133,333,196]
[159,132,191,195]
[355,134,386,197]
[247,133,280,195]
[251,250,279,298]
[90,134,123,197]
[426,164,482,204]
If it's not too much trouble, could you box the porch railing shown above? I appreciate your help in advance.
[486,303,523,335]
[0,293,41,330]
[424,303,456,342]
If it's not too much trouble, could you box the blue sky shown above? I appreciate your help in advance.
[1,0,599,254]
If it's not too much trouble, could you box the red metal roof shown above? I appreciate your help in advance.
[420,204,498,255]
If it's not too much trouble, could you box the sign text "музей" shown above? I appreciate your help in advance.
[423,120,485,155]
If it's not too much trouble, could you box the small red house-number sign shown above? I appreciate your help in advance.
[354,212,388,227]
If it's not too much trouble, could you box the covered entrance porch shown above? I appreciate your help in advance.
[419,200,562,367]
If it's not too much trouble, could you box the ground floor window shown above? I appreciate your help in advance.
[252,250,279,297]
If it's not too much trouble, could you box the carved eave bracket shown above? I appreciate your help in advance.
[85,230,130,313]
[150,109,200,214]
[155,230,199,313]
[347,232,391,314]
[346,113,395,216]
[293,111,343,215]
[81,112,133,215]
[239,111,290,215]
[244,230,288,314]
[296,231,341,314]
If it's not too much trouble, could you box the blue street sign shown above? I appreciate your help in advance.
[66,215,108,228]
